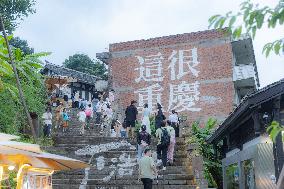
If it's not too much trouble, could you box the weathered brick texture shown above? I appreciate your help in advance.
[109,29,235,125]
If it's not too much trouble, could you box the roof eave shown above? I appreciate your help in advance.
[207,100,250,144]
[207,79,284,144]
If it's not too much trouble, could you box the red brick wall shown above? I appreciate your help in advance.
[109,29,234,125]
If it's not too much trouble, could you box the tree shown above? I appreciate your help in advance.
[208,0,284,57]
[0,34,48,136]
[10,36,34,55]
[0,0,37,139]
[187,118,223,188]
[0,0,36,32]
[63,53,108,79]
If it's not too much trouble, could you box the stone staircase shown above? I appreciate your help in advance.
[45,108,196,189]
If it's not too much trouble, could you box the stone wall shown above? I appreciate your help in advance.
[108,29,235,125]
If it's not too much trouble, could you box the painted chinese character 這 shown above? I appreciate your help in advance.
[135,52,164,82]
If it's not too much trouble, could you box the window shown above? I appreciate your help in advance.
[226,163,239,189]
[243,159,255,189]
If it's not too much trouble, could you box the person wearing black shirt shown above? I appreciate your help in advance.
[137,125,151,159]
[155,103,166,129]
[125,100,138,138]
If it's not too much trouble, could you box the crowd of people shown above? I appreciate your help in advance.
[42,89,116,137]
[42,90,181,189]
[127,102,181,189]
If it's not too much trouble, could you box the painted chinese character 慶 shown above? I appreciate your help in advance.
[168,81,201,112]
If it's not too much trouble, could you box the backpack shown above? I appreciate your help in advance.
[139,131,150,145]
[85,109,92,117]
[63,113,69,121]
[160,128,170,147]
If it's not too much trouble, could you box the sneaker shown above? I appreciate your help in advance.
[162,166,166,171]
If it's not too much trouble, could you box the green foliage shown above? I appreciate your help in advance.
[187,118,222,188]
[266,121,284,142]
[208,0,284,57]
[0,0,36,32]
[135,115,156,135]
[0,35,48,135]
[7,170,17,189]
[9,36,34,55]
[63,53,108,80]
[0,169,17,188]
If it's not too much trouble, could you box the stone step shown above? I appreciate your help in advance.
[52,184,196,189]
[54,171,192,180]
[52,178,194,186]
[50,156,188,166]
[53,136,187,146]
[44,146,187,158]
[53,142,187,149]
[53,135,187,142]
[54,166,190,175]
[53,173,193,181]
[50,108,196,188]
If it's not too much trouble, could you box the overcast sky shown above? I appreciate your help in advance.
[14,0,283,87]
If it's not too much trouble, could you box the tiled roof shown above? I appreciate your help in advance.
[42,61,102,85]
[208,78,284,143]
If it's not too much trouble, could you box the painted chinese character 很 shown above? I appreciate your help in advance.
[168,48,199,80]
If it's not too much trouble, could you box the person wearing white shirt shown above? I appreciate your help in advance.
[101,104,113,135]
[77,109,86,134]
[74,92,79,108]
[168,110,178,123]
[109,89,115,103]
[95,99,103,124]
[168,110,179,137]
[42,108,53,137]
[141,103,151,134]
[106,106,113,119]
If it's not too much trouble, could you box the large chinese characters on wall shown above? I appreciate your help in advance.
[110,30,235,123]
[134,48,201,113]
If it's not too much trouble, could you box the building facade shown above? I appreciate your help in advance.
[41,62,108,101]
[98,29,259,124]
[208,79,284,189]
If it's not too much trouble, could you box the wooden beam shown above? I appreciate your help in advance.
[252,107,261,137]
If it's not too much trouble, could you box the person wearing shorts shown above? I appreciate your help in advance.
[125,100,138,138]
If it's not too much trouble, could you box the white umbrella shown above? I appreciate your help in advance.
[0,139,88,171]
